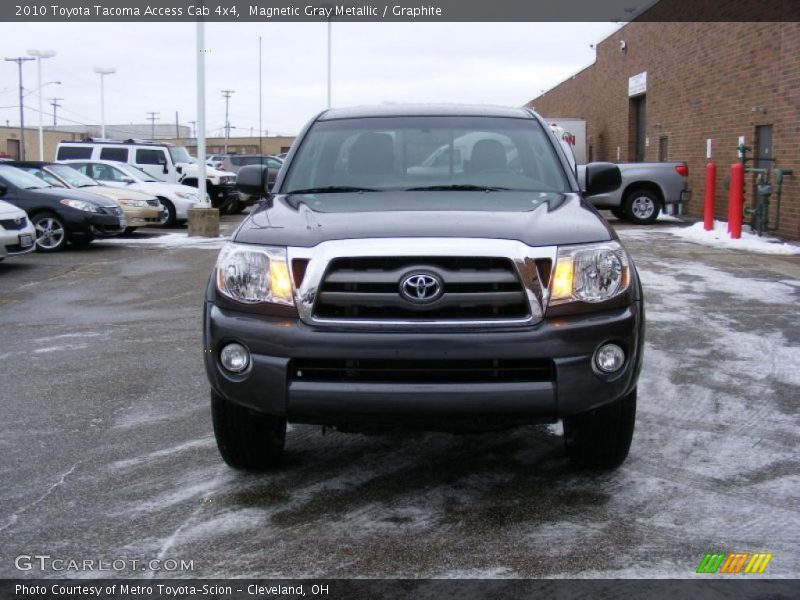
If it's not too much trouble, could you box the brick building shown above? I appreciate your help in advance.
[526,20,800,240]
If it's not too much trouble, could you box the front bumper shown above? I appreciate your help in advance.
[0,222,36,258]
[122,206,169,227]
[204,300,644,427]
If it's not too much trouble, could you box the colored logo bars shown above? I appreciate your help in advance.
[697,552,773,574]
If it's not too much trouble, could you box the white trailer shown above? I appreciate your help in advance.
[544,117,587,165]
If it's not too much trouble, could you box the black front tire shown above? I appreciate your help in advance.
[32,212,69,252]
[211,390,286,471]
[564,388,636,470]
[159,199,177,227]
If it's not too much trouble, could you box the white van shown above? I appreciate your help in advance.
[55,139,241,212]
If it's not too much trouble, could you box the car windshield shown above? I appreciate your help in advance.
[282,116,569,194]
[115,163,163,182]
[48,164,98,188]
[0,165,52,189]
[168,146,192,164]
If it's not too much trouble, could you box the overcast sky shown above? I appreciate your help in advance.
[1,22,619,137]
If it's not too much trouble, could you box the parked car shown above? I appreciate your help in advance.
[0,164,125,251]
[204,104,643,472]
[8,161,167,233]
[0,198,36,260]
[55,140,239,212]
[61,160,201,227]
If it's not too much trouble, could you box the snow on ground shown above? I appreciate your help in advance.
[621,219,800,255]
[99,233,229,249]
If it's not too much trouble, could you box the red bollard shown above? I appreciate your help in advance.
[728,163,744,239]
[704,162,716,231]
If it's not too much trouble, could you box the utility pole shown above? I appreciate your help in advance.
[175,111,180,138]
[50,97,63,126]
[146,111,160,140]
[221,89,234,152]
[93,67,115,139]
[4,56,35,160]
[27,49,56,160]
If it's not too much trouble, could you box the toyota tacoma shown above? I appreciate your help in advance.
[204,105,644,471]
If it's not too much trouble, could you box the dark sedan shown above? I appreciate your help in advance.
[0,164,126,251]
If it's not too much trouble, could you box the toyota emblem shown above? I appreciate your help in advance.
[399,272,443,304]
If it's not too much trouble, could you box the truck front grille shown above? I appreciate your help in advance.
[313,256,530,321]
[290,358,553,384]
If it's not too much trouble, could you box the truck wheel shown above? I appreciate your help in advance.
[225,196,242,215]
[610,208,626,220]
[211,390,286,471]
[563,388,636,470]
[623,190,660,225]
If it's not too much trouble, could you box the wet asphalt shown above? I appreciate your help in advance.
[0,212,798,579]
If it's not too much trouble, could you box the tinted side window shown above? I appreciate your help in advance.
[100,147,129,162]
[136,149,166,165]
[56,146,93,160]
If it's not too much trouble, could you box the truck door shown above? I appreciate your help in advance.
[134,148,174,182]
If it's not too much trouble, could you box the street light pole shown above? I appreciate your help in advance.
[196,20,208,207]
[93,67,115,139]
[4,56,34,160]
[27,49,56,161]
[326,19,332,108]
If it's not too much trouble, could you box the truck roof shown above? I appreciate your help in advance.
[318,104,536,121]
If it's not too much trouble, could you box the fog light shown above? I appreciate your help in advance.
[594,343,625,373]
[220,343,250,373]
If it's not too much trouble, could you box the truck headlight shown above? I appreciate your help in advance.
[215,243,294,305]
[59,198,102,213]
[549,241,629,305]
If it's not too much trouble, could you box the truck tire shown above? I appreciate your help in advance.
[563,388,636,470]
[622,190,660,225]
[211,390,286,471]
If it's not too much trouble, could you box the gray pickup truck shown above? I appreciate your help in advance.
[204,105,644,472]
[582,162,690,224]
[552,128,690,224]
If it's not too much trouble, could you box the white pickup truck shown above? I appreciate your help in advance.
[550,123,690,224]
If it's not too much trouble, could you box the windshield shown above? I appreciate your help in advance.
[48,164,98,188]
[0,165,52,189]
[115,162,163,182]
[282,116,569,194]
[168,146,192,164]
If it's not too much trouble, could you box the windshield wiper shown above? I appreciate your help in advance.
[405,184,510,192]
[286,186,378,195]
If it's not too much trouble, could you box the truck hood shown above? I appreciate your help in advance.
[233,191,616,248]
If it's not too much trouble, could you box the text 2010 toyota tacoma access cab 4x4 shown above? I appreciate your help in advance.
[203,105,645,471]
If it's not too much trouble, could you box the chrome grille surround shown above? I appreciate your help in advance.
[288,238,555,329]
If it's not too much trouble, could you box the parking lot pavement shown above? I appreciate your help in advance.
[0,215,798,579]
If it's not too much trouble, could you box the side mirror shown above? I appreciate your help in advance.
[0,184,6,197]
[162,164,169,175]
[584,162,622,196]
[121,176,135,184]
[237,164,271,197]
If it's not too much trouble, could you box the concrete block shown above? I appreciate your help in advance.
[187,207,220,238]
